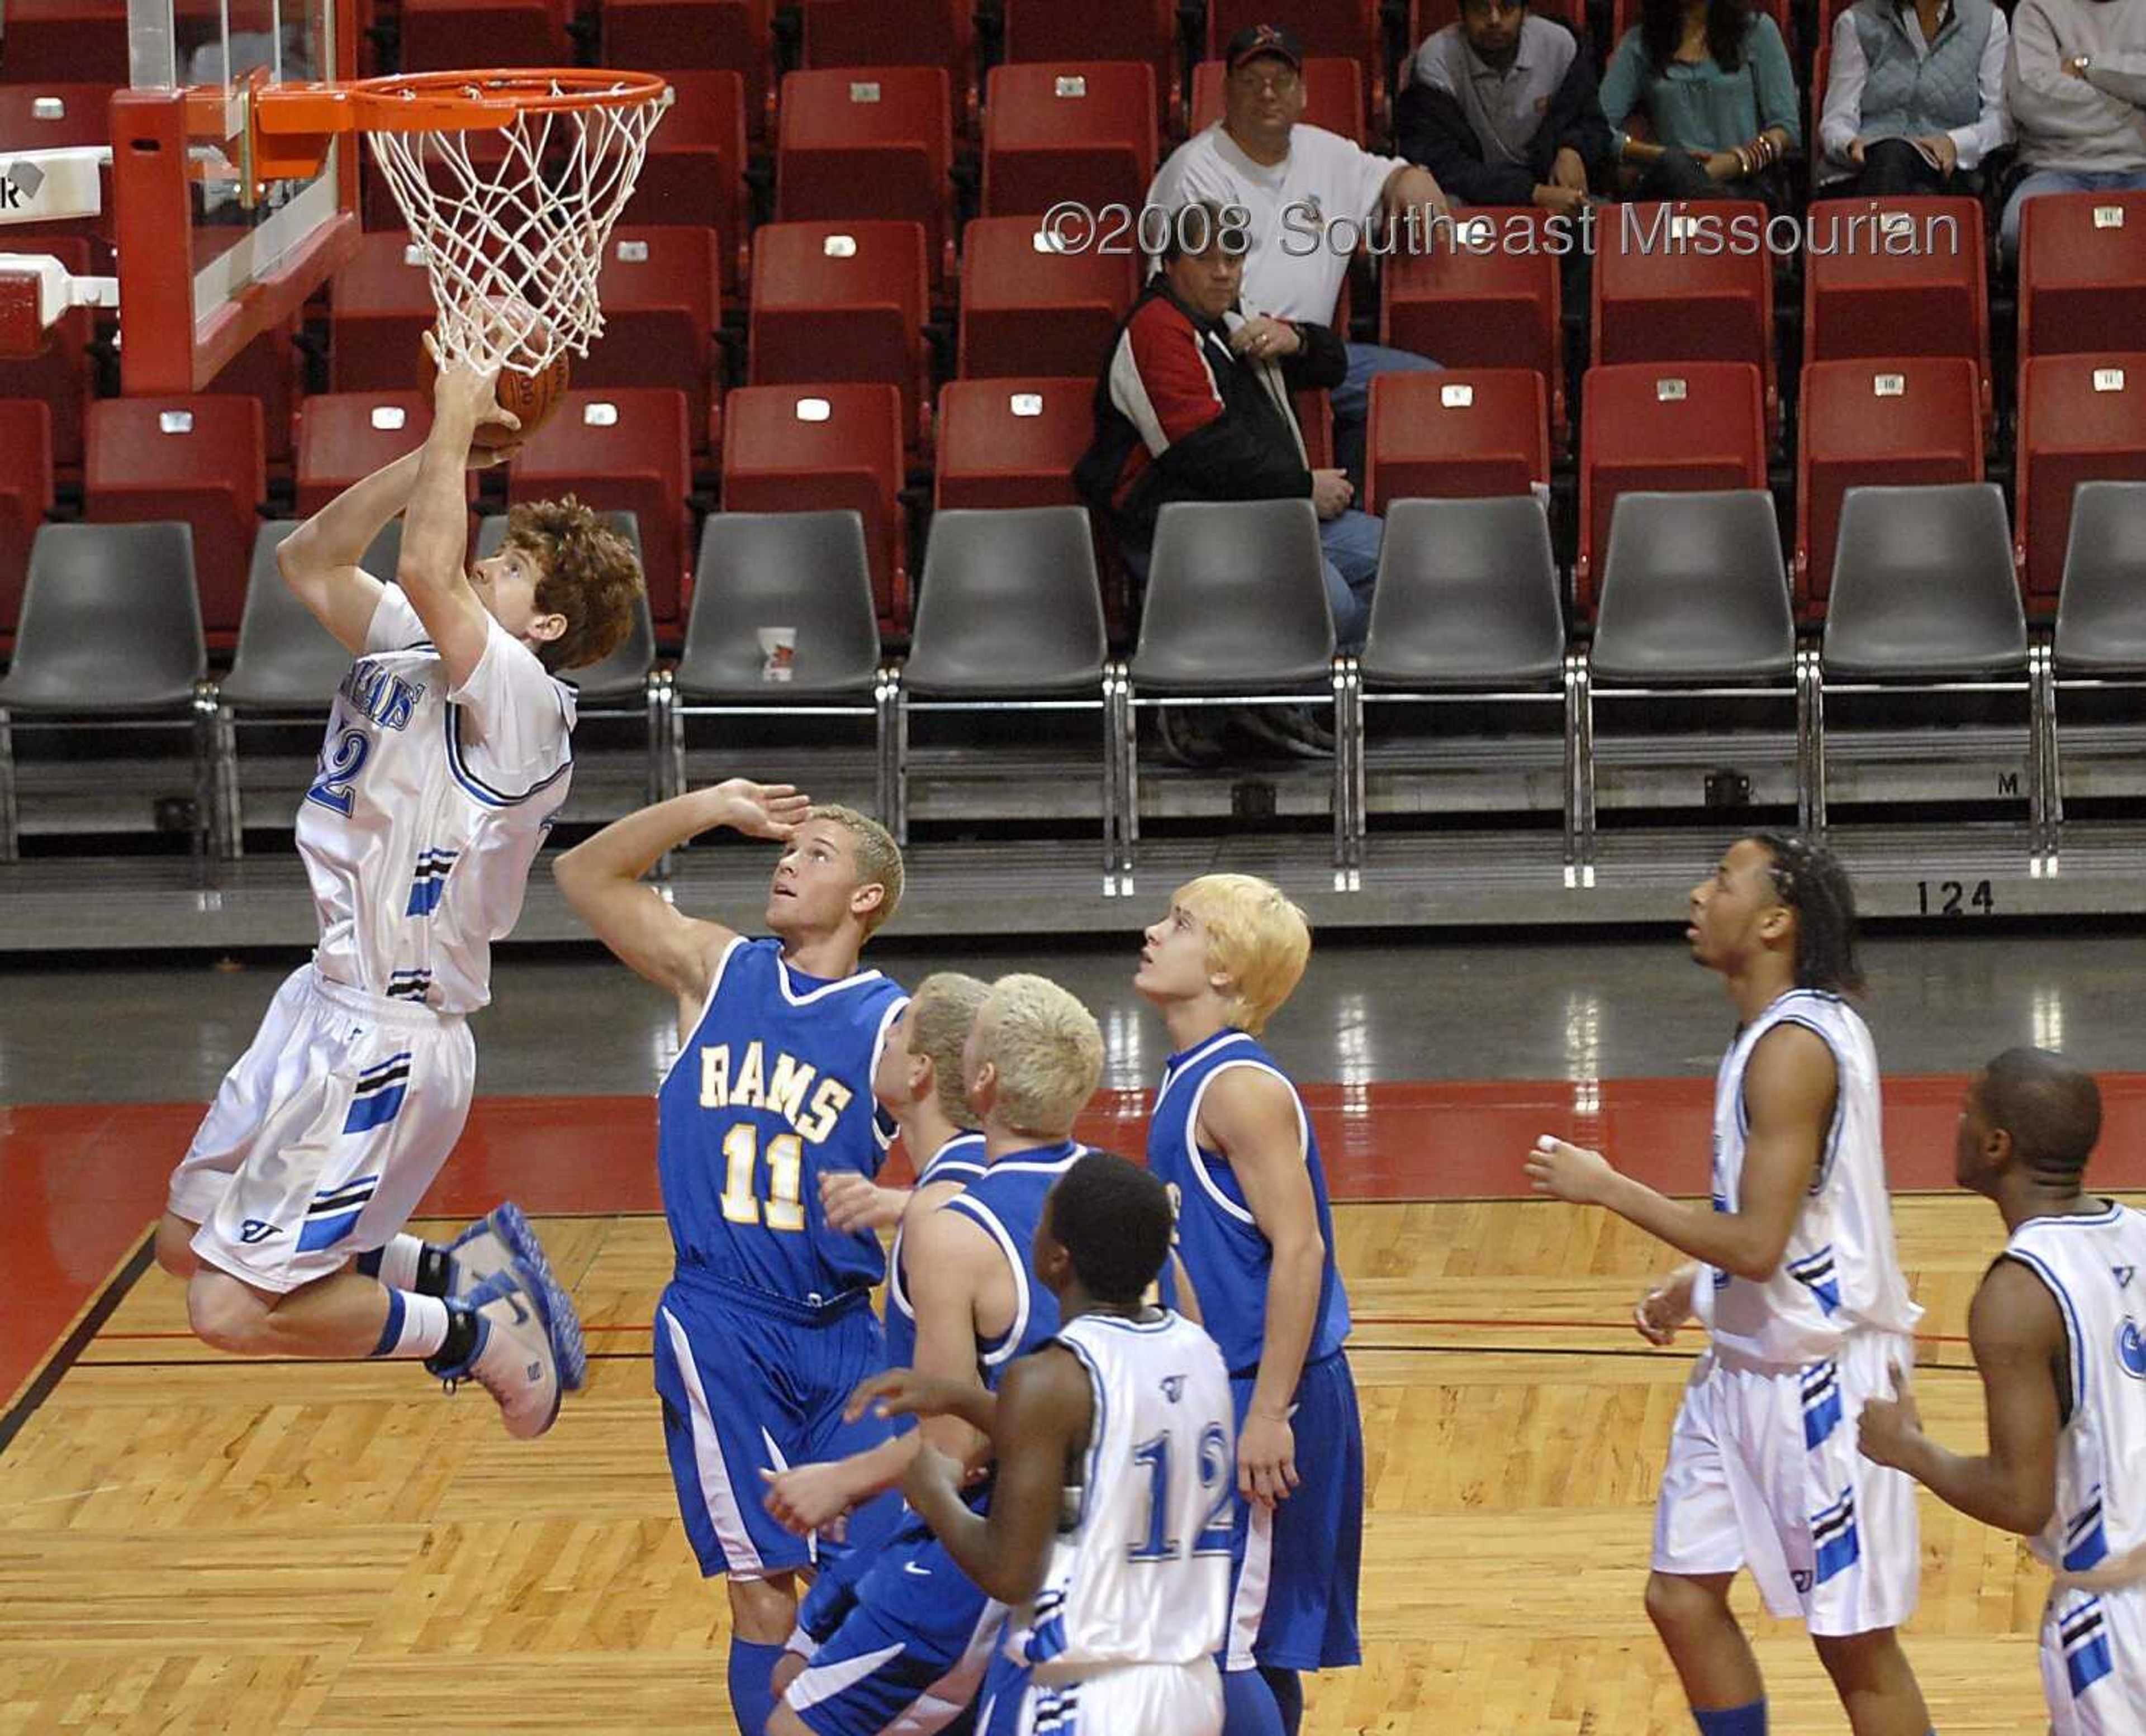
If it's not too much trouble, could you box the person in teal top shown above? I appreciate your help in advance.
[1602,0,1801,204]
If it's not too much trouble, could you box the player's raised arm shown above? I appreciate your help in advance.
[554,781,810,1021]
[1526,1021,1831,1283]
[1858,1258,2065,1534]
[1201,1064,1322,1507]
[901,1347,1093,1606]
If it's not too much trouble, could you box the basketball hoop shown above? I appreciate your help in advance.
[253,69,672,373]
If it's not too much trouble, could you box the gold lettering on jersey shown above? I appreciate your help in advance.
[336,659,424,731]
[695,1044,847,1145]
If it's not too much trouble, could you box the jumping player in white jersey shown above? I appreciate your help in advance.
[1526,834,1937,1736]
[1860,1048,2146,1734]
[862,1150,1235,1736]
[153,346,643,1438]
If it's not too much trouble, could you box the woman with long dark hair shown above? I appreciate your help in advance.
[1601,0,1800,202]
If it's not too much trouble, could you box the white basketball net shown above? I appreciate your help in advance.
[365,78,671,374]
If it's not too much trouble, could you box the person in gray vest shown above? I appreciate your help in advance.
[2002,0,2146,258]
[1398,0,1613,219]
[1816,0,2010,197]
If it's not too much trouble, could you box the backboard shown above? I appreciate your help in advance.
[109,0,359,391]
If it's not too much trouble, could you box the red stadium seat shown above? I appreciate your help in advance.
[0,235,96,473]
[215,319,303,470]
[578,227,723,457]
[1295,388,1335,472]
[999,0,1179,132]
[398,0,571,72]
[777,66,956,287]
[1205,0,1385,128]
[1594,200,1777,437]
[295,393,454,517]
[2016,354,2146,604]
[934,378,1093,511]
[720,384,909,627]
[2019,192,2146,363]
[1381,207,1565,448]
[602,0,776,137]
[1803,198,1990,413]
[799,0,976,134]
[0,84,118,265]
[1365,370,1550,516]
[749,220,930,451]
[509,388,695,630]
[1796,357,1983,613]
[631,70,752,293]
[958,216,1138,382]
[0,0,129,85]
[0,401,54,648]
[329,233,437,394]
[1190,56,1364,142]
[981,62,1159,221]
[86,395,267,636]
[1577,362,1766,615]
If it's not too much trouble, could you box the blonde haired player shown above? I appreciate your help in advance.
[154,345,642,1437]
[1527,835,1935,1736]
[1136,873,1359,1736]
[1860,1049,2146,1734]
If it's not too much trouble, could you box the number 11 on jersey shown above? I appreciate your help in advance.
[720,1125,806,1230]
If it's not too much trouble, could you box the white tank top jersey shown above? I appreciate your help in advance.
[1697,990,1924,1366]
[296,586,575,1015]
[1004,1309,1235,1674]
[2006,1203,2146,1586]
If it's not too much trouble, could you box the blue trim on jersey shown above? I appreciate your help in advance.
[1800,1358,1842,1450]
[1811,1487,1860,1585]
[342,1054,411,1134]
[297,1209,364,1250]
[885,1133,990,1367]
[945,1147,1085,1367]
[2006,1247,2090,1425]
[443,703,572,808]
[1055,1330,1113,1538]
[2063,1490,2110,1573]
[1787,1246,1842,1316]
[2062,1599,2116,1697]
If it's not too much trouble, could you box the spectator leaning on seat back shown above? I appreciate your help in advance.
[1398,0,1615,220]
[1816,0,2010,197]
[2001,0,2146,259]
[1601,0,1801,204]
[1144,23,1447,488]
[1075,200,1384,659]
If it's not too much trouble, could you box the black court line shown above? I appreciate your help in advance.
[0,1232,156,1457]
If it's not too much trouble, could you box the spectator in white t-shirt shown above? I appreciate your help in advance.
[1145,23,1449,487]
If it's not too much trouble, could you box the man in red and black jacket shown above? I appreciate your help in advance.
[1075,201,1384,658]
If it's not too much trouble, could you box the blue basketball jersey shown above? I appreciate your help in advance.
[1147,1029,1351,1376]
[884,1131,989,1370]
[655,936,908,1306]
[945,1140,1088,1382]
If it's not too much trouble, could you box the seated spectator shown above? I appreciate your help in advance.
[1601,0,1800,204]
[1817,0,2010,198]
[1145,23,1446,490]
[1397,0,1613,220]
[2001,0,2146,259]
[1075,201,1380,764]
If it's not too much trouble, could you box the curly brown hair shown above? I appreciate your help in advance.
[505,495,643,672]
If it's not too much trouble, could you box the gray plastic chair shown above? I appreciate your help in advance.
[0,521,215,860]
[477,511,665,807]
[1349,496,1573,877]
[894,506,1112,859]
[1119,498,1342,873]
[1815,482,2037,848]
[2035,481,2146,865]
[1582,491,1802,873]
[671,511,891,821]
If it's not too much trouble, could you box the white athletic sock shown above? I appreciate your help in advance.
[370,1290,452,1360]
[367,1234,429,1293]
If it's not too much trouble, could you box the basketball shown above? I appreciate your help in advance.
[434,296,571,449]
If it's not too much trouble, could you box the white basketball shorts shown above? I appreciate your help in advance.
[985,1659,1221,1736]
[1652,1328,1921,1637]
[168,963,476,1292]
[2044,1579,2146,1735]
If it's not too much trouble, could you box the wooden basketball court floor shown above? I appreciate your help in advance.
[8,1077,2145,1734]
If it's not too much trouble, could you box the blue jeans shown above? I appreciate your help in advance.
[1332,342,1440,489]
[1122,506,1384,654]
[2002,167,2146,260]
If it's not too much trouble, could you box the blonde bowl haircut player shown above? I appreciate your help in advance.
[810,803,905,935]
[1175,873,1312,1034]
[974,974,1106,1139]
[909,973,991,1131]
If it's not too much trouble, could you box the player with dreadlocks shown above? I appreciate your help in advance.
[1525,835,1938,1736]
